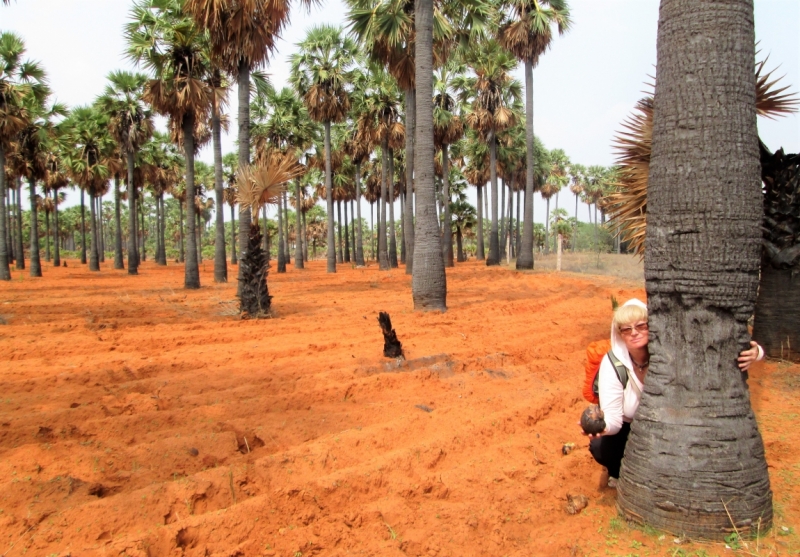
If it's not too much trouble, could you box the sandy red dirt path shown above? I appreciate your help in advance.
[0,258,798,557]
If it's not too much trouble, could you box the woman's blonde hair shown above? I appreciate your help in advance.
[613,304,648,328]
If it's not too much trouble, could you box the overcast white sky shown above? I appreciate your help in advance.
[3,0,798,224]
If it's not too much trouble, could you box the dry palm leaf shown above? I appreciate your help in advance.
[236,151,304,216]
[607,58,799,257]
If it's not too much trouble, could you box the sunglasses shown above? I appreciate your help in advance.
[619,322,649,337]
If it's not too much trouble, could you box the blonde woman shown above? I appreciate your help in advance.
[588,298,763,488]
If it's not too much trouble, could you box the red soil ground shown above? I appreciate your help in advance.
[0,257,798,557]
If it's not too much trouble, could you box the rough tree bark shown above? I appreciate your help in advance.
[212,106,227,283]
[28,176,41,277]
[114,175,124,269]
[404,88,416,275]
[183,113,200,289]
[411,0,446,311]
[126,152,137,274]
[617,0,772,538]
[324,120,336,273]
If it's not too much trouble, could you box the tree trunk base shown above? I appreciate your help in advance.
[239,223,272,319]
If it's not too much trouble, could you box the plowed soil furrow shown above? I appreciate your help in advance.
[0,258,797,557]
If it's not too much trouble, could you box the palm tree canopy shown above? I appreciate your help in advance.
[97,70,155,155]
[60,105,114,195]
[290,25,358,124]
[184,0,316,73]
[458,40,522,137]
[0,32,48,148]
[126,0,214,130]
[498,0,571,66]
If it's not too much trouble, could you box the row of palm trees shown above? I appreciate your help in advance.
[2,0,576,312]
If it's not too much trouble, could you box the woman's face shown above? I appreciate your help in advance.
[619,320,649,353]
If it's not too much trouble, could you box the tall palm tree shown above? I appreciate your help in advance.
[127,0,213,288]
[460,40,521,265]
[98,70,154,275]
[13,92,65,278]
[0,32,47,279]
[540,147,567,253]
[616,0,772,537]
[568,161,584,252]
[252,85,316,269]
[499,0,570,269]
[44,151,68,267]
[462,131,489,260]
[290,25,358,273]
[411,0,446,310]
[185,0,309,288]
[433,59,465,267]
[61,105,113,272]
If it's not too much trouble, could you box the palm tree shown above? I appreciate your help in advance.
[98,70,154,275]
[44,152,68,267]
[0,32,47,279]
[460,40,521,266]
[433,59,466,267]
[236,151,303,314]
[540,147,567,253]
[568,161,584,252]
[185,0,310,288]
[290,25,358,274]
[61,105,113,272]
[498,0,570,269]
[616,0,772,538]
[252,85,316,269]
[13,91,65,278]
[462,131,489,260]
[127,0,212,288]
[410,0,446,310]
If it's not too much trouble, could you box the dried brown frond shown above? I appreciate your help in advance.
[236,151,303,215]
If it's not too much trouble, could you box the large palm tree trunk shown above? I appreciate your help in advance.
[336,199,343,264]
[404,88,416,275]
[229,204,237,264]
[487,132,500,265]
[15,178,24,270]
[323,120,336,273]
[543,197,551,254]
[89,192,100,272]
[212,107,227,283]
[378,140,389,270]
[126,152,137,274]
[344,198,351,263]
[98,195,106,263]
[295,181,304,269]
[499,178,507,259]
[411,0,446,311]
[476,184,484,260]
[517,59,535,269]
[178,200,185,263]
[28,176,42,277]
[0,147,9,280]
[441,143,454,267]
[283,191,290,265]
[237,60,252,292]
[44,207,51,262]
[80,188,87,265]
[183,114,200,289]
[52,187,61,267]
[617,0,771,538]
[113,176,123,269]
[515,188,521,257]
[388,149,398,268]
[277,199,286,273]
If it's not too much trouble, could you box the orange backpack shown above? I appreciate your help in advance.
[582,339,629,404]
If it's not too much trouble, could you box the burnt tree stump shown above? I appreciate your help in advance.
[378,312,403,358]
